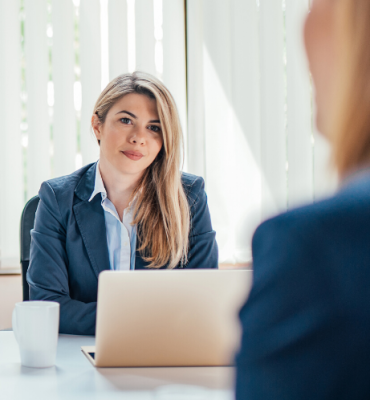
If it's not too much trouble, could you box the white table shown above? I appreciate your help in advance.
[0,332,235,400]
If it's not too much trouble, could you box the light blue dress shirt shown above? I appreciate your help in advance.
[88,162,137,270]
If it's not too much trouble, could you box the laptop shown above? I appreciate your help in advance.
[81,269,252,367]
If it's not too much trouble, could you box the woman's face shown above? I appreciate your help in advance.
[304,0,338,135]
[93,93,163,178]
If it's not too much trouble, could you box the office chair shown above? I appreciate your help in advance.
[20,195,40,301]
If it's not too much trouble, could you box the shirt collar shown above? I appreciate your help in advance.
[88,161,107,202]
[88,161,140,213]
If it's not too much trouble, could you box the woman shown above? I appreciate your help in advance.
[236,1,370,399]
[27,72,218,335]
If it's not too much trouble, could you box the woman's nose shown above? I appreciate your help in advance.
[129,126,146,145]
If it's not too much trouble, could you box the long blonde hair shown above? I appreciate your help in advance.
[329,1,370,178]
[93,72,190,268]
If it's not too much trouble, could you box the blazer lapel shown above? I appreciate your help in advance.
[73,163,110,278]
[134,229,168,270]
[134,251,168,269]
[134,229,150,269]
[135,249,149,269]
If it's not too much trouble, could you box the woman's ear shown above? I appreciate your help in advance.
[91,114,102,143]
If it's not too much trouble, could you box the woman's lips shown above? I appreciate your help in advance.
[122,151,143,161]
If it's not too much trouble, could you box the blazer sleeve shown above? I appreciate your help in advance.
[235,217,342,400]
[27,182,96,335]
[184,177,218,269]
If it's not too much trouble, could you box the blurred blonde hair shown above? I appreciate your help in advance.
[330,1,370,177]
[93,72,189,268]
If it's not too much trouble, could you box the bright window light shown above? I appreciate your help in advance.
[47,81,54,107]
[100,0,109,89]
[74,81,82,111]
[127,0,136,72]
[153,0,163,78]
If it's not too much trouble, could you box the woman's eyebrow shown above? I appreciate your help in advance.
[115,110,160,124]
[115,110,137,118]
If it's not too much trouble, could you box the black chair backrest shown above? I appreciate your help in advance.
[20,195,40,301]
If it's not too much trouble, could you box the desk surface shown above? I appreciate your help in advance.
[0,332,235,400]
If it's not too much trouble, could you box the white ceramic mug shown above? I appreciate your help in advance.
[12,301,60,368]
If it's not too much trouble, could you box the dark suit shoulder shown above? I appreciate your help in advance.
[237,172,370,400]
[45,163,94,195]
[253,176,370,287]
[181,172,205,207]
[38,163,96,221]
[257,175,370,242]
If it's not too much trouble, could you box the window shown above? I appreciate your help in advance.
[0,0,335,271]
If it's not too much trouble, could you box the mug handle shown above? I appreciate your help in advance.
[12,307,19,343]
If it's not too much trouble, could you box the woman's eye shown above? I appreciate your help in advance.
[148,125,161,133]
[120,117,132,124]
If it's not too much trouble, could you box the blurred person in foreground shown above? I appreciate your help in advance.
[236,1,370,398]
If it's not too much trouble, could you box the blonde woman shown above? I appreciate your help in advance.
[236,1,370,398]
[27,72,218,335]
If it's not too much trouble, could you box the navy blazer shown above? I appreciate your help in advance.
[236,171,370,400]
[27,162,218,335]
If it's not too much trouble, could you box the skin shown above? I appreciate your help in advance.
[304,0,338,136]
[91,93,163,221]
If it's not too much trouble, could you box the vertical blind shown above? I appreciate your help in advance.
[0,0,335,271]
[186,0,337,264]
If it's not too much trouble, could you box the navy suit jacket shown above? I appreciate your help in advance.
[236,171,370,400]
[27,162,218,335]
